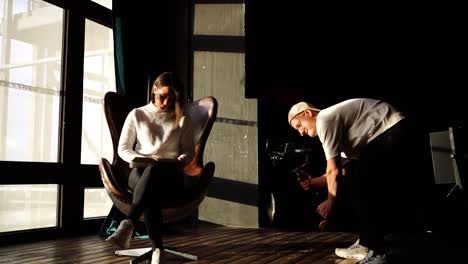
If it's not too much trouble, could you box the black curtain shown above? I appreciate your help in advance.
[111,0,152,105]
[111,0,179,106]
[112,0,126,96]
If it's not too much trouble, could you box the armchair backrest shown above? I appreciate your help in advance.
[104,92,134,158]
[185,96,218,170]
[103,92,134,193]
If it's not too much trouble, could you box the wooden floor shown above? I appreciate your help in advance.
[0,222,466,264]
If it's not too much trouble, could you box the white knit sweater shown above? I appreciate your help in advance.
[117,103,195,166]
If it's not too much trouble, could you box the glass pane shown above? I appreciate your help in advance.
[91,0,112,10]
[0,184,58,232]
[0,0,63,162]
[83,188,113,218]
[194,4,245,36]
[81,19,116,165]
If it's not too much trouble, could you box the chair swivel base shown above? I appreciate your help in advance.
[115,247,198,263]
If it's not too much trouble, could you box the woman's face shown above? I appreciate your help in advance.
[153,85,176,111]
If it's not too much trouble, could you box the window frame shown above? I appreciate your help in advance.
[0,0,113,241]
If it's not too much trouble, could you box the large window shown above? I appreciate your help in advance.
[81,19,116,165]
[84,188,112,218]
[0,0,115,234]
[0,0,63,162]
[0,0,63,233]
[80,19,115,219]
[0,184,58,232]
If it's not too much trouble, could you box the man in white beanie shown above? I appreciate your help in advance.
[288,98,426,264]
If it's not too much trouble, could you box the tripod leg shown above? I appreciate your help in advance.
[446,183,459,198]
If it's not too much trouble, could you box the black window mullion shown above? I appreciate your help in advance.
[59,3,86,235]
[84,1,113,28]
[0,162,64,184]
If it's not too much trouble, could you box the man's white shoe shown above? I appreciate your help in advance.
[335,239,369,260]
[357,250,388,264]
[105,219,134,249]
[151,248,166,264]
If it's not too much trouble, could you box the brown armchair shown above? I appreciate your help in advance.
[99,91,217,262]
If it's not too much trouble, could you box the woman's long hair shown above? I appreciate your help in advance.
[151,72,185,126]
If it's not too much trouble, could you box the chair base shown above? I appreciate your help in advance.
[115,247,198,263]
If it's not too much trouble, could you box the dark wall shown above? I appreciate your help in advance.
[249,0,466,229]
[247,0,466,135]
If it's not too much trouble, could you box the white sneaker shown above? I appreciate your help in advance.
[335,239,369,260]
[358,250,388,264]
[105,219,134,249]
[151,248,166,264]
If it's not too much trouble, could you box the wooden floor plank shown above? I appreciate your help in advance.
[192,230,299,264]
[1,223,466,264]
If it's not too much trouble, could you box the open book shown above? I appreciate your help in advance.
[130,157,178,168]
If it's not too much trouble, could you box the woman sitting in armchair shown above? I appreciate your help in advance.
[105,72,195,264]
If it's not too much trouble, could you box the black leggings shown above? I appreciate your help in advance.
[127,162,183,249]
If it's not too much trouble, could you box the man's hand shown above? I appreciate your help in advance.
[297,176,312,191]
[316,198,334,219]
